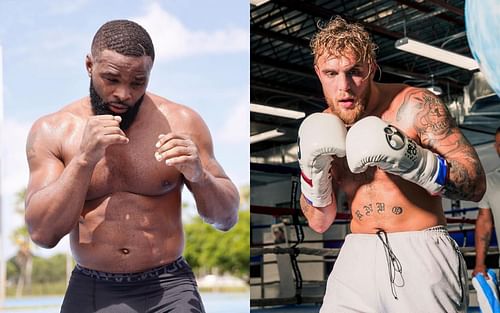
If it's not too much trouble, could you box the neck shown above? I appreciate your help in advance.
[363,81,381,117]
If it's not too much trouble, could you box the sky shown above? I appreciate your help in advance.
[0,0,249,259]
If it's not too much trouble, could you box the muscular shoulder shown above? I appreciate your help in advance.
[149,93,207,133]
[393,86,455,145]
[27,100,87,157]
[30,102,84,136]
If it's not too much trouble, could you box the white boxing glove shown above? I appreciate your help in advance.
[298,113,347,207]
[346,116,448,195]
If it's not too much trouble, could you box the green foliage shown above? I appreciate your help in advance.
[6,253,69,296]
[6,257,19,279]
[184,185,250,277]
[32,254,68,283]
[7,254,68,284]
[184,209,250,278]
[11,187,31,251]
[6,281,67,297]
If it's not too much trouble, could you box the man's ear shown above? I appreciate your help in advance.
[370,62,379,80]
[85,54,93,78]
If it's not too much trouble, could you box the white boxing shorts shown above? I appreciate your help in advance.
[320,226,468,313]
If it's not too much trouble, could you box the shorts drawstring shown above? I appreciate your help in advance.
[377,230,404,300]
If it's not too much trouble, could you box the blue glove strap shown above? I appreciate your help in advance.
[435,156,447,186]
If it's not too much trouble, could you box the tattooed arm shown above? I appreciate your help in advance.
[473,208,493,277]
[398,88,486,201]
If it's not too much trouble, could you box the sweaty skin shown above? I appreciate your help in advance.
[302,54,485,234]
[25,51,238,273]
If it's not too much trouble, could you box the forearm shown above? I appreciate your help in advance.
[443,157,486,201]
[475,219,493,267]
[26,156,95,248]
[188,170,239,231]
[300,195,337,233]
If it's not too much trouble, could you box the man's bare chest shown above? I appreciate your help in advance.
[62,125,182,200]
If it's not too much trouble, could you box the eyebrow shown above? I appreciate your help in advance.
[101,71,147,80]
[101,71,120,76]
[322,63,363,72]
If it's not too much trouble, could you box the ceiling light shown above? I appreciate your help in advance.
[427,85,443,96]
[395,37,479,71]
[250,103,305,119]
[250,129,285,144]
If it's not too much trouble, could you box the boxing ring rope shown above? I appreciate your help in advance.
[251,204,480,261]
[251,246,340,258]
[250,203,492,308]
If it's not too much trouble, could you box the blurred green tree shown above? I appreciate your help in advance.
[10,188,33,296]
[184,185,249,278]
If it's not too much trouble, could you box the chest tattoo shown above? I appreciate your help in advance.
[376,202,385,213]
[392,206,403,215]
[364,204,373,216]
[355,210,364,221]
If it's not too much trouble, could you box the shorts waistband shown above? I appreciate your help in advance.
[75,257,188,282]
[347,225,449,239]
[424,225,448,233]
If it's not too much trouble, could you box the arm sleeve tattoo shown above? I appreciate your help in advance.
[397,89,485,201]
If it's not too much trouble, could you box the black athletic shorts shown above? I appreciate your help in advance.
[60,257,205,313]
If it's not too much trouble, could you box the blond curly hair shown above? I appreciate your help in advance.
[310,16,377,69]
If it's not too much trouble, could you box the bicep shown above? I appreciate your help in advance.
[410,90,483,179]
[25,131,65,205]
[477,208,492,221]
[410,91,474,159]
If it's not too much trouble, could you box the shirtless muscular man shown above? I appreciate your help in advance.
[298,17,485,313]
[25,20,239,313]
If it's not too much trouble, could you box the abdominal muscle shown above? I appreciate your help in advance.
[341,168,447,234]
[69,191,184,273]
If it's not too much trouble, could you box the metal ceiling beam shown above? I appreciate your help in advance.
[252,52,464,91]
[271,0,404,40]
[252,76,319,94]
[393,0,463,26]
[251,81,324,105]
[251,25,310,48]
[251,5,294,28]
[252,54,316,78]
[380,64,463,89]
[424,0,464,16]
[251,121,298,133]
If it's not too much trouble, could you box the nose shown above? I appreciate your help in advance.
[338,73,351,92]
[113,85,132,103]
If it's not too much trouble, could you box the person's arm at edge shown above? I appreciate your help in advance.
[25,116,95,248]
[473,208,493,277]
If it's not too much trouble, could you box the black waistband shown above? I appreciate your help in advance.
[75,257,188,283]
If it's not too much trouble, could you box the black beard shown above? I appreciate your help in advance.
[89,80,144,130]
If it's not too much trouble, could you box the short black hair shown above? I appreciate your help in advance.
[496,126,500,134]
[91,19,155,62]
